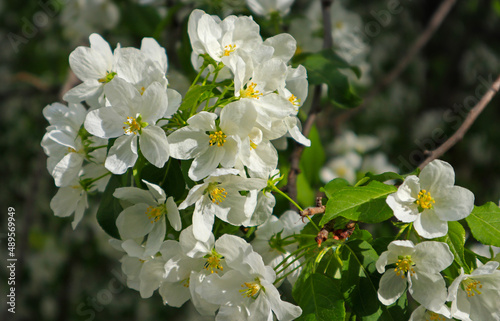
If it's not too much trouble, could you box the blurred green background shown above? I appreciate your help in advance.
[2,0,500,320]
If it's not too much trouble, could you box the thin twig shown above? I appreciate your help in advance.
[333,0,457,129]
[286,0,334,204]
[419,74,500,169]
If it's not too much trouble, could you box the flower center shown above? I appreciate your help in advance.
[145,204,166,223]
[416,189,435,210]
[223,44,236,56]
[289,94,301,107]
[426,311,446,321]
[240,82,263,99]
[204,249,224,274]
[207,183,227,205]
[181,278,190,288]
[394,255,415,279]
[250,140,257,150]
[462,278,482,297]
[123,114,148,135]
[98,71,116,84]
[240,278,263,298]
[209,130,227,147]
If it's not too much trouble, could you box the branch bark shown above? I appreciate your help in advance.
[333,0,457,129]
[418,74,500,169]
[286,0,334,203]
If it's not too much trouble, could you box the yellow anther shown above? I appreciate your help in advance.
[426,311,446,321]
[98,71,117,83]
[209,187,227,205]
[416,189,435,210]
[336,21,344,29]
[145,204,166,223]
[181,278,190,288]
[250,140,257,150]
[66,147,77,154]
[123,115,147,135]
[204,249,224,274]
[239,279,262,298]
[289,94,301,107]
[394,256,415,279]
[240,82,263,99]
[139,86,146,95]
[223,44,236,56]
[139,259,146,263]
[463,279,482,297]
[209,130,227,147]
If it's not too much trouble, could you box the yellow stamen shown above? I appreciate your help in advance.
[207,183,227,205]
[394,256,415,279]
[289,94,301,107]
[181,278,190,288]
[204,249,224,274]
[250,140,257,150]
[145,204,166,223]
[239,278,262,298]
[139,86,146,95]
[123,114,147,135]
[240,82,263,99]
[98,71,116,83]
[209,130,227,147]
[223,44,236,56]
[462,278,483,297]
[426,311,446,321]
[416,189,435,210]
[67,147,77,153]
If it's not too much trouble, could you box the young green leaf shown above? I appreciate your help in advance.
[466,202,500,247]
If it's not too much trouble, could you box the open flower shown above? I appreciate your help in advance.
[178,168,267,242]
[447,261,500,321]
[409,305,453,321]
[84,78,173,174]
[198,234,302,321]
[376,240,453,312]
[386,159,474,238]
[169,100,257,181]
[114,180,181,256]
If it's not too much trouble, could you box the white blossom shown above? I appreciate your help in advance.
[376,240,453,312]
[386,159,475,238]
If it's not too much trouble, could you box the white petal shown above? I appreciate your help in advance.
[433,186,474,221]
[189,146,224,181]
[63,80,102,103]
[377,269,407,305]
[84,107,124,138]
[285,116,310,146]
[50,186,81,217]
[165,88,181,117]
[113,186,156,206]
[220,100,257,136]
[179,183,206,209]
[159,281,191,307]
[139,258,166,298]
[179,225,214,258]
[192,201,215,242]
[141,37,167,73]
[408,271,447,312]
[413,241,453,273]
[413,210,447,239]
[105,135,138,174]
[103,77,138,117]
[140,82,169,123]
[168,127,208,160]
[166,197,182,231]
[386,194,418,223]
[264,33,296,63]
[52,153,84,187]
[116,203,154,239]
[144,217,166,257]
[139,126,170,168]
[420,159,455,191]
[69,46,108,81]
[263,279,302,321]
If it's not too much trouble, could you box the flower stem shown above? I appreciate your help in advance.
[271,185,320,231]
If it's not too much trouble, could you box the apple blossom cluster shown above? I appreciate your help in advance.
[41,8,310,320]
[40,5,500,321]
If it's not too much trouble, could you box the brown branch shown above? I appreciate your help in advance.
[286,0,334,204]
[418,74,500,169]
[333,0,457,129]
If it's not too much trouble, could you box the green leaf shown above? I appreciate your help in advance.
[436,221,468,273]
[96,174,123,239]
[466,202,500,247]
[320,181,396,226]
[360,172,404,185]
[294,273,345,321]
[300,126,325,187]
[178,84,217,111]
[304,50,362,109]
[341,240,400,321]
[321,178,350,199]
